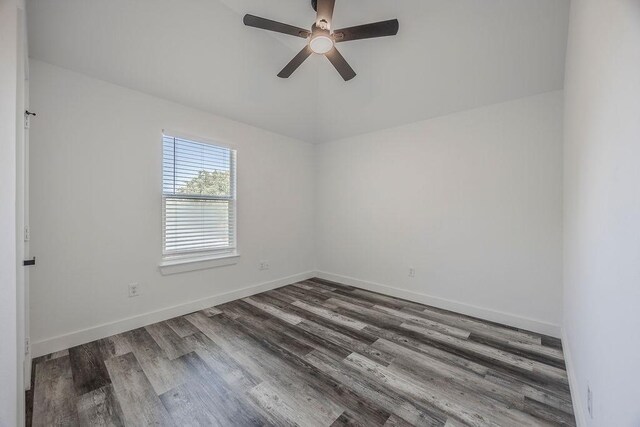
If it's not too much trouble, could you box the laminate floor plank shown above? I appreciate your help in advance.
[293,300,369,330]
[103,353,173,426]
[160,352,269,426]
[374,338,526,407]
[186,312,348,424]
[206,315,349,425]
[373,305,471,339]
[304,350,447,426]
[322,298,404,329]
[216,299,271,321]
[68,340,113,395]
[248,381,324,426]
[102,335,133,358]
[348,289,428,312]
[165,316,199,338]
[30,279,575,426]
[261,314,355,362]
[76,384,125,426]
[298,319,395,366]
[307,277,357,292]
[243,296,305,325]
[121,327,186,395]
[276,285,333,305]
[403,305,541,345]
[145,321,194,360]
[183,331,262,390]
[297,280,337,293]
[200,306,223,317]
[235,315,317,359]
[344,352,508,427]
[230,320,392,426]
[467,334,566,369]
[32,356,79,427]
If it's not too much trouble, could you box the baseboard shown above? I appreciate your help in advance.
[32,270,562,357]
[31,271,315,358]
[562,328,586,427]
[315,271,561,338]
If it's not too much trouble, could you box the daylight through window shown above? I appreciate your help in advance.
[162,133,237,258]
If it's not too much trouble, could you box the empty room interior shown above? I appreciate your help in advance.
[1,0,639,426]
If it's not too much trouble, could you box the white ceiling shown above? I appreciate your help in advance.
[27,0,570,143]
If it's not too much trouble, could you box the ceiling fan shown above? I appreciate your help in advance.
[243,0,399,81]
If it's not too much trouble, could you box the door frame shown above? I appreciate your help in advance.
[16,3,30,426]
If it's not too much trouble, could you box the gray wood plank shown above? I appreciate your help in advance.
[145,321,194,360]
[292,300,368,330]
[76,384,125,426]
[406,305,542,345]
[165,316,199,338]
[32,356,79,427]
[384,413,417,427]
[398,322,569,384]
[121,327,186,395]
[68,340,112,395]
[344,352,503,427]
[243,296,305,325]
[200,306,223,317]
[160,352,269,426]
[303,350,446,426]
[248,381,324,426]
[373,305,471,339]
[183,331,261,390]
[104,352,174,426]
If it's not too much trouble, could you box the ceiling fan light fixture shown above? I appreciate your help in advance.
[243,0,399,80]
[309,35,334,54]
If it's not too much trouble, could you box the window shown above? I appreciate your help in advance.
[162,132,237,260]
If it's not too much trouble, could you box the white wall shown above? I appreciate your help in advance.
[0,0,21,425]
[316,91,564,335]
[563,1,640,425]
[28,60,316,356]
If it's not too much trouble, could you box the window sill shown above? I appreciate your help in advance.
[158,252,240,276]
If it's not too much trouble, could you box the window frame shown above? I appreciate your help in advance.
[160,130,238,265]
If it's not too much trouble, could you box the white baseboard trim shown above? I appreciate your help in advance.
[32,271,315,358]
[315,271,561,337]
[562,328,586,427]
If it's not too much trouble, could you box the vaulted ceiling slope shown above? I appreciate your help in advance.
[27,0,569,143]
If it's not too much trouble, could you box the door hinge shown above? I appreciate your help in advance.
[24,110,36,129]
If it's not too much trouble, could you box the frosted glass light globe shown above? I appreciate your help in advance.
[309,35,334,54]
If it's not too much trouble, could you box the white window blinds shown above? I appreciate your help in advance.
[162,133,237,257]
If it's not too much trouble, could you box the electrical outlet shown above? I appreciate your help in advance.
[408,267,416,278]
[24,225,30,242]
[587,386,593,418]
[259,261,270,271]
[128,283,140,298]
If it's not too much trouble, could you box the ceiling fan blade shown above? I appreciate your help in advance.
[243,14,310,38]
[334,19,399,43]
[278,45,313,78]
[316,0,336,26]
[325,46,356,81]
